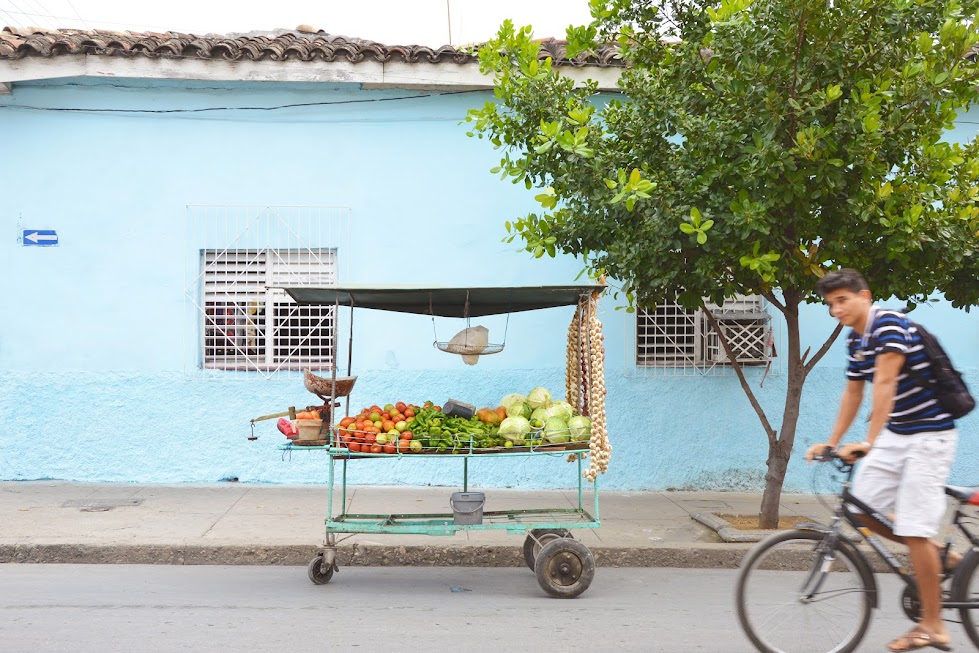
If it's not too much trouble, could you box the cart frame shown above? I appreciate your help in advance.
[273,283,607,597]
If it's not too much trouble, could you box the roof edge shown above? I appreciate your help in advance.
[0,28,623,90]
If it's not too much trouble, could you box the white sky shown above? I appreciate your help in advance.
[0,0,594,46]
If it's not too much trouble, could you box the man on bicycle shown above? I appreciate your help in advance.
[805,268,958,652]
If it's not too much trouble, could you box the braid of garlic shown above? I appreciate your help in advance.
[565,303,582,413]
[583,290,611,482]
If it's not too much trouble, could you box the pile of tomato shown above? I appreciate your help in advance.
[333,401,432,453]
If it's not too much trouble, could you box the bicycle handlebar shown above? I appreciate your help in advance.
[812,447,866,477]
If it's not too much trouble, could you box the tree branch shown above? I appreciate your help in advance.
[788,9,808,143]
[759,288,786,313]
[803,322,845,376]
[702,305,778,448]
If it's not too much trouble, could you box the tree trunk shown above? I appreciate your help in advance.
[758,297,805,529]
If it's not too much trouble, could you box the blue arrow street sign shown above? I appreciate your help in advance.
[23,229,58,246]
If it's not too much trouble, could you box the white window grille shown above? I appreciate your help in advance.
[201,248,337,371]
[636,295,770,369]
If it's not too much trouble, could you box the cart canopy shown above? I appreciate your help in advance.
[274,284,606,318]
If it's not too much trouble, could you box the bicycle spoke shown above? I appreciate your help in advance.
[737,532,873,653]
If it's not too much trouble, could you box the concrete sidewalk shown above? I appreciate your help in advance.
[0,481,842,567]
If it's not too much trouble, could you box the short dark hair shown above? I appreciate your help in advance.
[816,268,869,297]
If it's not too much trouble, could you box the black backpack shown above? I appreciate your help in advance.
[904,317,976,420]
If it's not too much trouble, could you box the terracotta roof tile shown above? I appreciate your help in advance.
[0,27,623,67]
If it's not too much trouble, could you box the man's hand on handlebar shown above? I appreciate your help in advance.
[837,442,869,464]
[805,441,869,464]
[805,443,835,462]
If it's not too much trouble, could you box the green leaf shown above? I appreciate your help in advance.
[679,223,696,234]
[696,232,708,245]
[918,32,932,53]
[862,113,881,132]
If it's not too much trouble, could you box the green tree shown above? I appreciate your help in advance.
[467,0,979,526]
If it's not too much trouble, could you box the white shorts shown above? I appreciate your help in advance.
[851,428,958,538]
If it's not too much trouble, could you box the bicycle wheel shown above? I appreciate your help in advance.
[736,529,873,653]
[953,550,979,649]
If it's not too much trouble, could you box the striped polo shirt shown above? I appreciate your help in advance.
[845,306,955,434]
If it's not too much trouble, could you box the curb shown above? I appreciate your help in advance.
[0,543,753,568]
[691,513,771,543]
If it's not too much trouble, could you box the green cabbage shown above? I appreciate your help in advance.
[499,416,531,444]
[545,401,574,422]
[506,401,532,420]
[527,387,553,409]
[499,393,527,410]
[543,417,570,443]
[567,415,591,441]
[530,407,549,423]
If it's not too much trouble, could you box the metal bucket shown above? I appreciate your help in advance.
[450,491,485,525]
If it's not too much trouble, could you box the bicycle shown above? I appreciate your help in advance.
[735,450,979,653]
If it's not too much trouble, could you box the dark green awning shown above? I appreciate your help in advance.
[274,284,606,318]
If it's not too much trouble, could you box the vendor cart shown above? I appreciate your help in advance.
[272,284,610,598]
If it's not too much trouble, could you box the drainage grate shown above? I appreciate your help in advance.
[62,498,145,511]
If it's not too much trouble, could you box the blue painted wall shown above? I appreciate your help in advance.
[1,78,976,491]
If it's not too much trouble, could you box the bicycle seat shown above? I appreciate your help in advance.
[945,485,979,505]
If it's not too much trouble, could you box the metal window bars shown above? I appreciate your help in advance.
[631,294,777,377]
[183,205,349,380]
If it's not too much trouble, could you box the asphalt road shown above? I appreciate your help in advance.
[0,565,973,652]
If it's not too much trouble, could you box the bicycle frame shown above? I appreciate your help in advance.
[807,460,979,612]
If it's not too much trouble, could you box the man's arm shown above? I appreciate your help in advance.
[832,352,904,463]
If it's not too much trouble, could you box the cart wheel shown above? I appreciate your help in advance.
[522,529,573,571]
[307,555,335,585]
[534,538,595,599]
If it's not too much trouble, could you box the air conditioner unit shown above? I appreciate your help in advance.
[707,321,768,364]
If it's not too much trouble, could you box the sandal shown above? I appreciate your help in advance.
[887,627,952,652]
